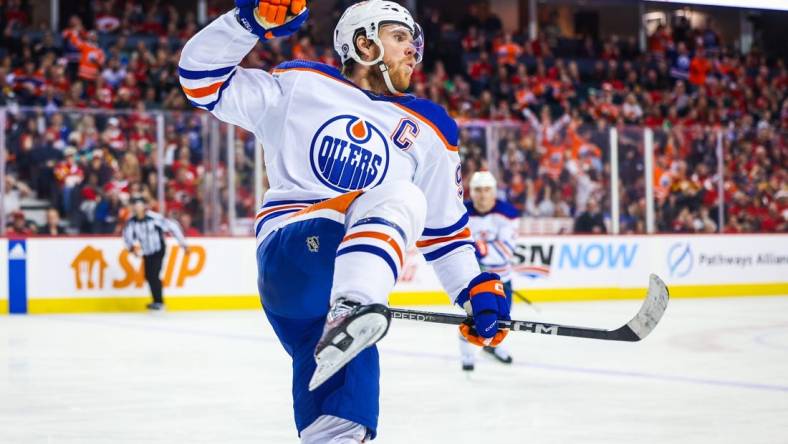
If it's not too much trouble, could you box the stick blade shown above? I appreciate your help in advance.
[621,273,669,341]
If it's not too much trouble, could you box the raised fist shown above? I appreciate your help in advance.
[235,0,308,41]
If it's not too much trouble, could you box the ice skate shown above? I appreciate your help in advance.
[483,345,513,364]
[309,298,391,391]
[146,302,165,311]
[459,334,476,372]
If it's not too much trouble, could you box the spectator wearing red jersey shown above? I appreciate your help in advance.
[648,24,673,55]
[116,73,141,107]
[170,165,198,207]
[94,76,115,109]
[6,211,33,236]
[461,27,482,53]
[178,212,201,236]
[468,51,493,89]
[102,117,128,153]
[95,4,121,33]
[54,146,84,211]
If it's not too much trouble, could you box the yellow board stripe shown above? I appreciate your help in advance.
[27,296,262,314]
[660,282,788,298]
[391,283,788,305]
[19,282,788,314]
[0,299,7,315]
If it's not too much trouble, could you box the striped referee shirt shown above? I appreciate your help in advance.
[122,211,188,256]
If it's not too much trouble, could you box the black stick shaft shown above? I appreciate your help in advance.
[389,308,639,342]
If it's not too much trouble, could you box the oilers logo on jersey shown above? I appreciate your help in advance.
[310,115,390,192]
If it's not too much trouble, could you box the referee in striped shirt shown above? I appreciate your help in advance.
[122,196,189,311]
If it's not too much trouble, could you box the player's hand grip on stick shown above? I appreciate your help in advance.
[455,272,510,347]
[235,0,308,41]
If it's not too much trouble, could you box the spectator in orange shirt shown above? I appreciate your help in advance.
[689,47,711,87]
[545,147,566,180]
[495,33,522,66]
[64,27,105,82]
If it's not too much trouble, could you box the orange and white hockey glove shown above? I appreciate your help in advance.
[455,272,510,347]
[235,0,308,41]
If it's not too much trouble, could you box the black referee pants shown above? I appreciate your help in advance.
[143,249,166,304]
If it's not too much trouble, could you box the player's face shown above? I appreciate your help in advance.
[379,24,418,91]
[471,186,496,213]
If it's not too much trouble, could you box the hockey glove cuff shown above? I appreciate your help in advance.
[235,0,308,41]
[455,272,510,347]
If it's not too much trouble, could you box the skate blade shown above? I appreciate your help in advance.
[483,347,513,364]
[308,312,389,391]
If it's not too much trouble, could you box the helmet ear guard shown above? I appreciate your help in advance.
[350,27,385,67]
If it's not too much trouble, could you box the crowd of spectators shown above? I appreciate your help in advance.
[439,5,787,233]
[1,0,786,235]
[1,0,259,235]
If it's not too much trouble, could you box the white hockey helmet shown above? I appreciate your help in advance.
[333,0,424,68]
[470,171,497,189]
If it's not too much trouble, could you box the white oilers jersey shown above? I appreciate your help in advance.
[465,200,520,282]
[179,11,480,299]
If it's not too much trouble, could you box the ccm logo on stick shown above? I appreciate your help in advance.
[511,322,558,335]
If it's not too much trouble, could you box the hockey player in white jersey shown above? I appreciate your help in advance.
[459,171,519,371]
[180,0,510,441]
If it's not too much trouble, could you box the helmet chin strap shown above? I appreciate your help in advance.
[377,62,400,95]
[353,36,401,95]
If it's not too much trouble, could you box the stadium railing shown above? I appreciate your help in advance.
[1,106,777,236]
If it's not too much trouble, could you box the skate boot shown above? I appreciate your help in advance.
[459,335,476,372]
[146,302,165,311]
[483,345,513,364]
[308,298,391,391]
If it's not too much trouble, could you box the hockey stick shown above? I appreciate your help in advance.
[513,289,534,305]
[512,289,540,312]
[390,274,669,342]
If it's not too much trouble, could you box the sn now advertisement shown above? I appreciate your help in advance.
[504,236,648,288]
[512,241,638,278]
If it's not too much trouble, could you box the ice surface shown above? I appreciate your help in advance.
[1,296,787,443]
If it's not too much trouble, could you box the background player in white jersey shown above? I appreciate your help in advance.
[180,0,511,441]
[459,171,519,371]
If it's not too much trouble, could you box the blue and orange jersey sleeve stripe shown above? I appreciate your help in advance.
[178,64,237,111]
[418,214,474,262]
[416,227,471,248]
